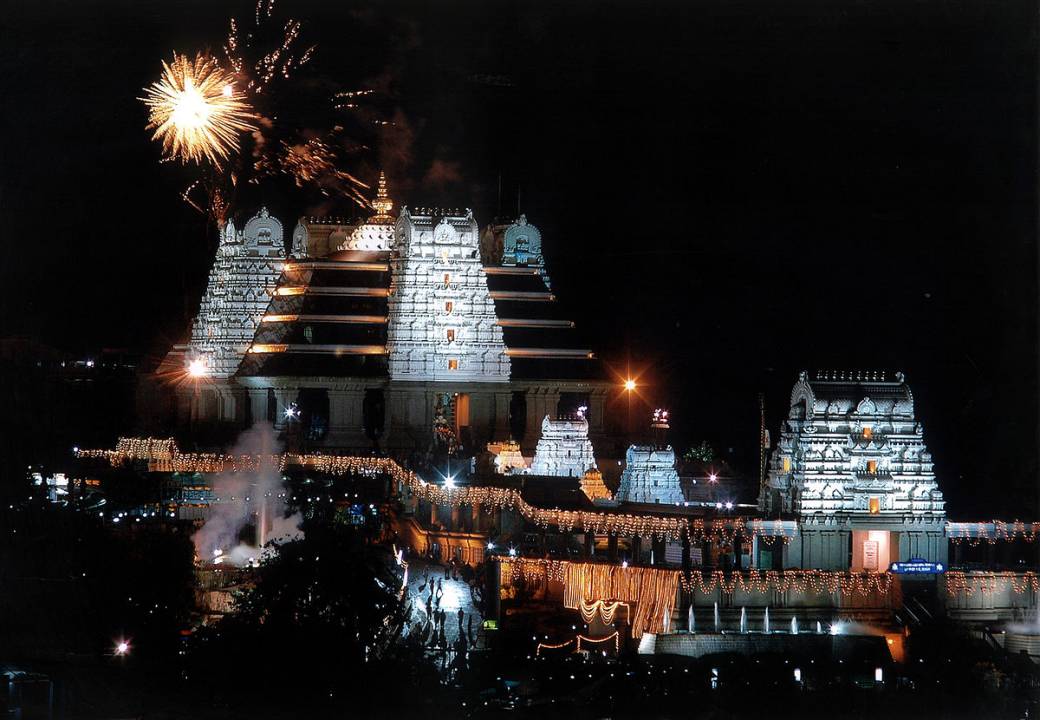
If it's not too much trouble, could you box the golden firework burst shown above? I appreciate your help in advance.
[142,53,256,166]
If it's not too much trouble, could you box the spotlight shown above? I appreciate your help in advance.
[187,358,208,378]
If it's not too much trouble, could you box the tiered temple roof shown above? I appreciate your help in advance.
[171,177,600,383]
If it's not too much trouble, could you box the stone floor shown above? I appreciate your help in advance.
[404,559,483,650]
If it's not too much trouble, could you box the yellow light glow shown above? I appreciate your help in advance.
[187,358,208,378]
[141,53,256,167]
[624,379,637,392]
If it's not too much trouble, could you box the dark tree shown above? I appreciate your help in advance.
[188,520,438,714]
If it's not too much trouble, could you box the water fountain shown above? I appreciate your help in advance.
[791,616,798,635]
[764,606,770,634]
[817,621,823,634]
[714,602,721,632]
[739,607,747,634]
[688,605,695,633]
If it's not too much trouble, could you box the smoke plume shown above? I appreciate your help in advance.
[193,422,302,567]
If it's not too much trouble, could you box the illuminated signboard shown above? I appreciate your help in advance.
[889,559,945,574]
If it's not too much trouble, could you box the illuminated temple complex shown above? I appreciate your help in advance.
[115,175,1037,661]
[148,176,618,454]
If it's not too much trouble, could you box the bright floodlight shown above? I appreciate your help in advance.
[115,640,130,656]
[624,379,637,392]
[708,473,718,483]
[444,475,456,489]
[283,404,300,420]
[187,358,208,378]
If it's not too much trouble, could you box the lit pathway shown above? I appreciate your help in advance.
[404,559,483,652]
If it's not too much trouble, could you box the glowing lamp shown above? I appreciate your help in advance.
[444,475,456,489]
[115,640,130,656]
[187,358,208,378]
[624,379,637,392]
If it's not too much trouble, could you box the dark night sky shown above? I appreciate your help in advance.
[0,0,1037,517]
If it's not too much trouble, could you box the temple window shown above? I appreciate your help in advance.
[862,426,873,440]
[869,497,881,514]
[445,301,453,313]
[446,329,455,342]
[448,358,459,371]
[443,273,451,287]
[782,457,791,473]
[867,460,878,474]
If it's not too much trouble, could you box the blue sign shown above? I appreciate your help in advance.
[889,559,945,574]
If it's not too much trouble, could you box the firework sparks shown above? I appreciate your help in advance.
[142,53,256,166]
[225,0,315,95]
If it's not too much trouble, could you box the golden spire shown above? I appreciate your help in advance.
[371,171,394,223]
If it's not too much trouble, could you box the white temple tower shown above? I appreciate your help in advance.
[530,415,597,477]
[616,446,684,504]
[760,370,947,571]
[386,207,510,381]
[188,208,285,377]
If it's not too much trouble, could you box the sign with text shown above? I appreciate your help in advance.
[889,559,945,574]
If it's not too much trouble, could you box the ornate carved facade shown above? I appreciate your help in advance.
[387,208,510,382]
[760,371,947,571]
[761,371,945,519]
[530,416,597,477]
[188,209,285,378]
[616,445,684,504]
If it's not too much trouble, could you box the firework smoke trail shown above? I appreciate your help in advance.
[141,53,257,167]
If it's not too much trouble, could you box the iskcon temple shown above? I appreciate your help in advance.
[99,176,1038,663]
[146,175,619,456]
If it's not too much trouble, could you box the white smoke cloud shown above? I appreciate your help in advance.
[193,422,302,567]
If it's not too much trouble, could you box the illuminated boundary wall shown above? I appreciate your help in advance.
[944,572,1040,623]
[500,559,895,638]
[503,561,1040,635]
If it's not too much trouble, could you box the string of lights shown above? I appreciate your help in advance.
[498,558,894,637]
[578,599,631,625]
[944,571,1039,596]
[946,521,1040,545]
[576,631,620,653]
[535,638,574,656]
[76,438,795,544]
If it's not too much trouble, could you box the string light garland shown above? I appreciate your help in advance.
[946,521,1040,545]
[77,438,794,544]
[579,599,631,625]
[498,558,894,638]
[577,631,620,653]
[535,631,621,656]
[535,638,574,656]
[945,571,1039,596]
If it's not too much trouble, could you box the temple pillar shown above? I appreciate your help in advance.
[493,391,511,441]
[247,389,267,427]
[471,503,481,533]
[584,532,594,559]
[608,535,618,562]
